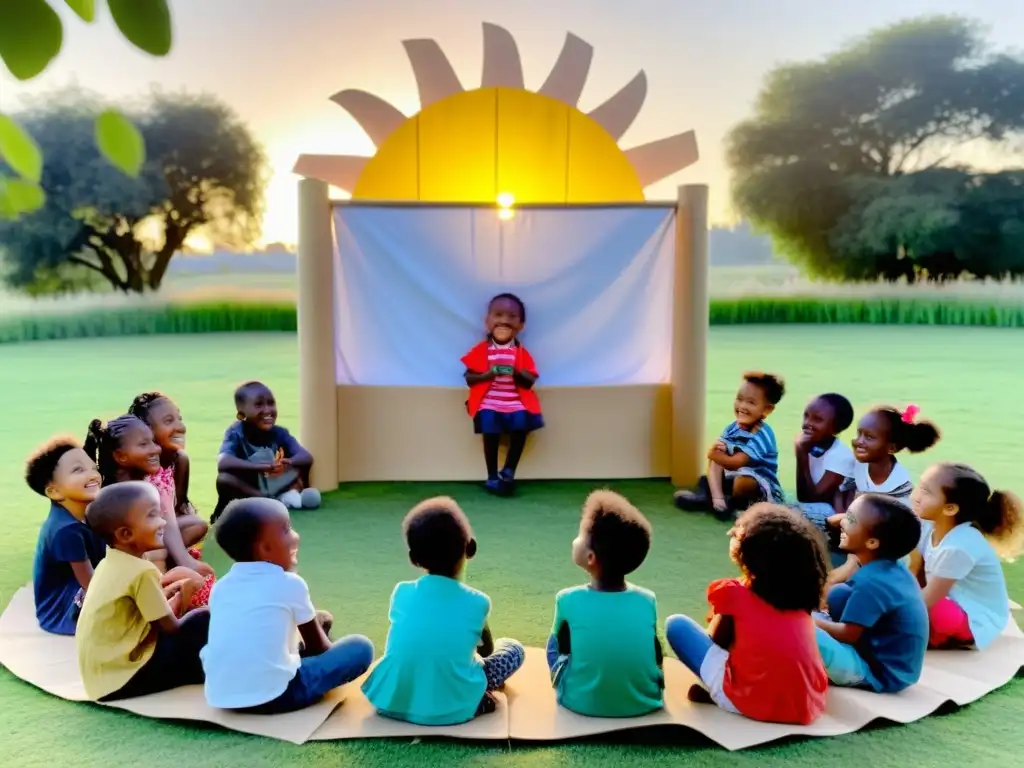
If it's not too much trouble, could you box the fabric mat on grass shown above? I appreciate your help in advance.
[2,586,1022,748]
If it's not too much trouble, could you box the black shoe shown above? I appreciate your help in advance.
[711,503,736,523]
[484,477,509,497]
[674,489,710,511]
[498,468,516,495]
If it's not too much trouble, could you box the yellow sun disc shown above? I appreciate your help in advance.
[352,87,644,204]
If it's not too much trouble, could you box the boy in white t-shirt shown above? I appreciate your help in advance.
[794,394,856,537]
[201,498,374,713]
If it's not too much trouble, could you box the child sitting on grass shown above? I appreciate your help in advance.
[362,497,525,725]
[664,504,828,725]
[213,381,320,523]
[794,393,856,534]
[910,463,1022,650]
[548,490,664,718]
[77,482,210,701]
[25,438,106,635]
[201,498,374,713]
[815,494,928,692]
[128,392,209,548]
[674,372,786,520]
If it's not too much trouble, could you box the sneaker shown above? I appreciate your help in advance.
[674,489,710,512]
[498,468,516,495]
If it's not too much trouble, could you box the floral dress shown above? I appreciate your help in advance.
[147,465,215,609]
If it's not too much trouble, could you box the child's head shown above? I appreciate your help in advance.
[234,380,278,431]
[852,405,940,463]
[729,503,827,613]
[485,293,526,344]
[913,463,1023,560]
[802,393,854,444]
[572,490,652,582]
[83,415,161,483]
[734,371,785,429]
[215,497,300,570]
[24,437,101,509]
[86,481,165,553]
[402,496,476,578]
[128,392,186,455]
[840,493,922,563]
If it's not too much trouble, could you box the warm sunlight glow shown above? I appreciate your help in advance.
[351,87,644,204]
[497,207,515,221]
[497,192,515,208]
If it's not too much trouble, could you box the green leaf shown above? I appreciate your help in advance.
[64,0,95,22]
[0,115,43,182]
[0,0,64,81]
[95,109,146,177]
[108,0,172,56]
[2,177,46,214]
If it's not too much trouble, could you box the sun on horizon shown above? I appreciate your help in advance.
[293,22,699,205]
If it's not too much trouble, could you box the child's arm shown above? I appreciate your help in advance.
[513,369,538,389]
[69,561,95,591]
[908,550,926,586]
[53,526,98,591]
[814,614,865,645]
[706,460,728,510]
[464,368,497,386]
[707,613,735,649]
[280,430,313,470]
[478,623,495,657]
[217,452,276,474]
[825,554,860,590]
[654,635,664,667]
[708,445,750,472]
[794,443,846,503]
[297,618,332,656]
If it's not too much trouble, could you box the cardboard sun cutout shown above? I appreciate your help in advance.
[293,22,699,204]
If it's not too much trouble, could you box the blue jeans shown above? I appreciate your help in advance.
[239,634,375,714]
[664,614,714,677]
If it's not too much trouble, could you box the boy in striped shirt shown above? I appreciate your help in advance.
[674,371,786,521]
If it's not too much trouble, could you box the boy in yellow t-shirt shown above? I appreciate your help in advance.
[76,482,211,701]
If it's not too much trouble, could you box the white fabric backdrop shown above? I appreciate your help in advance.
[331,205,675,387]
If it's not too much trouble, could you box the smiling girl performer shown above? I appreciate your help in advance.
[793,393,856,535]
[128,392,209,552]
[461,293,543,496]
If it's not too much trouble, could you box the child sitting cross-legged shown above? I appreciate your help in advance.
[674,371,786,521]
[201,498,374,713]
[665,504,828,725]
[548,490,664,717]
[213,381,320,523]
[815,494,929,693]
[77,482,210,702]
[25,437,106,635]
[362,497,526,724]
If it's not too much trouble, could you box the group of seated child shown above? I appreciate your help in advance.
[22,366,1023,727]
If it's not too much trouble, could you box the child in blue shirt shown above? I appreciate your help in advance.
[26,437,106,635]
[675,371,786,521]
[815,493,928,693]
[362,497,525,725]
[548,490,664,717]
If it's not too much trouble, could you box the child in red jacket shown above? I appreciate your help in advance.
[461,293,544,496]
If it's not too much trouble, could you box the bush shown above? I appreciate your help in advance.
[0,297,1021,345]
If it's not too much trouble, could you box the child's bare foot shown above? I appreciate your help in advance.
[687,684,714,704]
[476,691,498,715]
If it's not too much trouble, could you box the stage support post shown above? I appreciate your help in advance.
[671,184,710,487]
[297,178,339,491]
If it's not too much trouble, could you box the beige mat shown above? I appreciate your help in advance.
[1,586,1022,749]
[0,587,341,744]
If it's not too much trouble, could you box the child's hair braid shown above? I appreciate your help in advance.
[128,391,166,426]
[872,405,941,453]
[938,463,1024,560]
[83,414,145,485]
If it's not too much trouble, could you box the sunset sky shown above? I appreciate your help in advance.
[2,0,1021,246]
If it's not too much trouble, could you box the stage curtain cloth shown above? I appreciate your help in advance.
[331,206,675,387]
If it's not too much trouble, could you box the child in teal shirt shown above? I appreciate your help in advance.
[362,497,525,725]
[548,490,664,717]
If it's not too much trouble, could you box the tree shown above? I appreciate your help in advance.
[0,89,268,294]
[727,15,1024,282]
[0,0,174,218]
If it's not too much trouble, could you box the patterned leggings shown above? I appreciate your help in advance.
[483,638,526,690]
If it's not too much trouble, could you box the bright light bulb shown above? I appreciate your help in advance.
[497,208,515,221]
[496,192,515,208]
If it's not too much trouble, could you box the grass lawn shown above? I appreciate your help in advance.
[0,326,1022,767]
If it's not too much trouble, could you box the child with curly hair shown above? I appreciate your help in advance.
[547,490,663,718]
[664,504,828,725]
[675,372,786,520]
[128,392,208,549]
[362,497,525,724]
[911,463,1022,650]
[25,437,106,635]
[462,293,543,496]
[815,494,928,692]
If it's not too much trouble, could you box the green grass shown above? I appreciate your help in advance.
[0,327,1022,766]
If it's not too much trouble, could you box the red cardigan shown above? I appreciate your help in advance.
[461,340,541,417]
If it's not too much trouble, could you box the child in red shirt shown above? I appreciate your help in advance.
[461,293,544,496]
[665,504,829,725]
